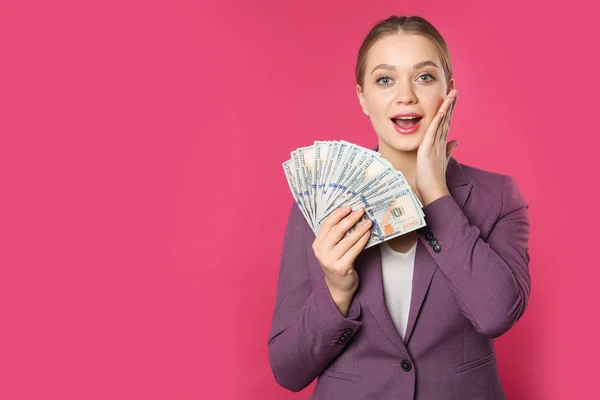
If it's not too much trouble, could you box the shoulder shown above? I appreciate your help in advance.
[457,160,506,192]
[455,158,528,215]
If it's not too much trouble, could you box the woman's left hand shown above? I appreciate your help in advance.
[415,89,459,206]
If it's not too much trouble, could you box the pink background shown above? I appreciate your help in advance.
[1,0,598,398]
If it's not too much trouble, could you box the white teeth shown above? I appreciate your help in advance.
[396,116,419,120]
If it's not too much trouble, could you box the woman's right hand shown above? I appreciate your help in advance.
[312,207,372,315]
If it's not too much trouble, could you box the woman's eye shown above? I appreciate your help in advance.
[418,74,434,83]
[377,76,392,85]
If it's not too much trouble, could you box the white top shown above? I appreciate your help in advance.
[380,240,417,340]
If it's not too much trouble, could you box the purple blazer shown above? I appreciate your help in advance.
[268,156,531,399]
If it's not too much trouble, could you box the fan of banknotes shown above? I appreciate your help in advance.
[283,140,426,249]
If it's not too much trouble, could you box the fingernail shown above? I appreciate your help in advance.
[363,220,372,227]
[343,206,351,212]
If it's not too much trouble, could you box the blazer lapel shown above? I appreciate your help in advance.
[403,156,473,345]
[356,155,473,350]
[356,246,408,353]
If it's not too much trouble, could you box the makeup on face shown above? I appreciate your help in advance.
[390,112,422,135]
[360,32,450,145]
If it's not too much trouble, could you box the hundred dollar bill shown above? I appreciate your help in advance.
[282,159,312,229]
[320,141,352,223]
[323,151,390,214]
[324,145,361,207]
[356,180,423,219]
[319,166,404,225]
[325,148,369,208]
[291,150,314,227]
[324,141,352,203]
[345,188,426,249]
[313,141,329,224]
[317,141,339,220]
[297,145,316,224]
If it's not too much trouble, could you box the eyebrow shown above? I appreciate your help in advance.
[370,60,439,74]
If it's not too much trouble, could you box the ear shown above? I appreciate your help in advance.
[356,84,369,116]
[446,78,455,93]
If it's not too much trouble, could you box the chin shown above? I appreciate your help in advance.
[382,132,423,153]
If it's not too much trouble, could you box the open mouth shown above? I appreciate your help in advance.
[392,116,423,129]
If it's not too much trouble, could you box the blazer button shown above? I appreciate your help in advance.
[400,360,412,372]
[343,328,354,334]
[417,227,428,235]
[433,244,442,253]
[428,238,438,246]
[425,232,433,240]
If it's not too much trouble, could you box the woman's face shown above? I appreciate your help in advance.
[357,31,454,152]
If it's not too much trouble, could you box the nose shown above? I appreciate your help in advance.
[394,83,417,105]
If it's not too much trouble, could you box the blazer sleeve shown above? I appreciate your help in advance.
[267,203,363,392]
[419,175,531,338]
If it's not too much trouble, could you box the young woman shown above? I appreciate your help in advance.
[268,15,531,400]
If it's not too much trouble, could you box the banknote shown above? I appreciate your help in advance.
[347,188,425,249]
[283,141,427,246]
